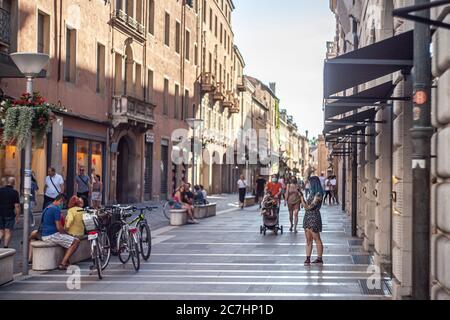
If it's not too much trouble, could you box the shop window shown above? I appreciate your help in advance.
[76,139,89,173]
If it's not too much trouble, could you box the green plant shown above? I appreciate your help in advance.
[0,92,64,149]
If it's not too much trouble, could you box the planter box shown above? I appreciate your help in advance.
[170,209,188,226]
[0,248,16,286]
[31,237,90,271]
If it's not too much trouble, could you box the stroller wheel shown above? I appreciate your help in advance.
[280,226,284,235]
[263,229,266,236]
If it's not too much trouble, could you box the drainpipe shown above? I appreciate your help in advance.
[411,0,433,301]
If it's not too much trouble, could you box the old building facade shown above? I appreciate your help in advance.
[326,0,450,300]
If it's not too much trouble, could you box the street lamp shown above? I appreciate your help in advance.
[10,52,49,276]
[186,118,204,187]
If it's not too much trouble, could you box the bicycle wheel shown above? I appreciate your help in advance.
[130,235,140,271]
[93,243,103,280]
[99,230,111,270]
[139,223,152,261]
[162,201,171,220]
[117,228,131,264]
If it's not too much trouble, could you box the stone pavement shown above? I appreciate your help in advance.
[7,194,242,273]
[0,201,392,300]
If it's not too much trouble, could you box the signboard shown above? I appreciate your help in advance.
[146,132,155,144]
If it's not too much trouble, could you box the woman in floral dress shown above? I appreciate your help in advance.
[301,176,324,266]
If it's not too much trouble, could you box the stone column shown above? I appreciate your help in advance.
[363,123,376,252]
[430,6,450,300]
[51,116,64,174]
[357,135,366,238]
[374,104,393,269]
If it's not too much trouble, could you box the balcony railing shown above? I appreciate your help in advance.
[0,8,11,47]
[213,82,225,101]
[199,72,216,92]
[112,10,145,36]
[236,78,245,92]
[229,98,240,114]
[222,90,235,109]
[112,95,156,128]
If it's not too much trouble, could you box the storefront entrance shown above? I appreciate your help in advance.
[116,135,137,204]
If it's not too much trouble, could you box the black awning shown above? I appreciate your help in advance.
[323,108,377,134]
[324,81,395,120]
[0,53,46,78]
[323,30,413,98]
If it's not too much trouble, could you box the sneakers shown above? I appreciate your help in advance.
[187,219,200,224]
[304,257,311,266]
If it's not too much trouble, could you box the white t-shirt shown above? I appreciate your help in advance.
[324,179,330,191]
[237,179,247,189]
[45,174,64,198]
[330,178,337,186]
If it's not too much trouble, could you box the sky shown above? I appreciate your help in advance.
[233,0,335,139]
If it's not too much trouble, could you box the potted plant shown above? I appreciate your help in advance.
[0,92,65,149]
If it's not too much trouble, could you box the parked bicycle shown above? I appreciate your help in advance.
[115,205,141,271]
[128,206,158,261]
[81,208,111,279]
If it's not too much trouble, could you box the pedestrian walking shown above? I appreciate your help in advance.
[43,167,65,210]
[0,177,21,248]
[323,176,332,205]
[285,177,302,233]
[265,174,282,204]
[29,172,39,227]
[237,175,247,209]
[301,176,324,266]
[40,194,80,270]
[74,166,91,208]
[330,175,339,205]
[255,175,267,208]
[91,175,103,209]
[319,172,326,191]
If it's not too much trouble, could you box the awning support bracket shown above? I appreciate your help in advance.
[393,0,450,30]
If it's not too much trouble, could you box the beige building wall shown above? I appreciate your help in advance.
[430,3,450,300]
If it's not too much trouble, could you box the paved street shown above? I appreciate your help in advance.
[0,199,392,300]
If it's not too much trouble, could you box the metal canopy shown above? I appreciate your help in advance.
[324,108,377,134]
[324,81,395,120]
[393,0,450,29]
[323,30,414,98]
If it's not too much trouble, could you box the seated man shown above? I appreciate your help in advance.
[193,185,206,205]
[40,194,80,270]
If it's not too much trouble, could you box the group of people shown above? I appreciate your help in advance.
[245,173,330,266]
[171,182,208,224]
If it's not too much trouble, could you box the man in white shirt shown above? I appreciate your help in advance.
[43,167,65,209]
[319,172,326,191]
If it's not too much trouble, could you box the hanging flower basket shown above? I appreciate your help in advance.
[0,92,65,149]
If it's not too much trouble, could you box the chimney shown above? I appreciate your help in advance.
[269,82,276,94]
[305,130,309,139]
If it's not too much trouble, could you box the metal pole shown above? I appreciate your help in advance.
[351,142,357,237]
[192,125,196,186]
[411,0,433,300]
[342,144,346,212]
[22,77,33,275]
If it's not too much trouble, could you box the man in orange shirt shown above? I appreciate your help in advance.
[266,174,282,201]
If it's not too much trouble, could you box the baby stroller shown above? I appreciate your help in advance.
[259,192,283,235]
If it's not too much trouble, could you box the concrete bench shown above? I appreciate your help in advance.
[244,196,256,207]
[0,248,16,286]
[194,203,217,219]
[170,209,188,226]
[31,236,91,271]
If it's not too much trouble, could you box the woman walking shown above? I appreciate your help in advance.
[285,177,302,233]
[91,175,103,209]
[237,175,247,210]
[301,176,324,266]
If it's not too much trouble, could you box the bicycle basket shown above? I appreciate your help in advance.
[96,210,112,227]
[82,213,98,232]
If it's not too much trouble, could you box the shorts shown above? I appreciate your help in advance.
[42,232,76,249]
[91,192,102,202]
[0,216,15,230]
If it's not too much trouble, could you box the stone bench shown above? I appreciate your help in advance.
[170,209,188,226]
[244,196,256,207]
[193,203,217,219]
[31,236,91,271]
[0,248,16,286]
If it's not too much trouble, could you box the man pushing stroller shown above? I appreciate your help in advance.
[262,175,283,216]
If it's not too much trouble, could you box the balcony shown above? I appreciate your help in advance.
[199,72,216,92]
[213,82,225,102]
[222,91,235,109]
[112,95,156,129]
[229,99,240,114]
[0,8,11,48]
[236,78,245,92]
[111,10,145,41]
